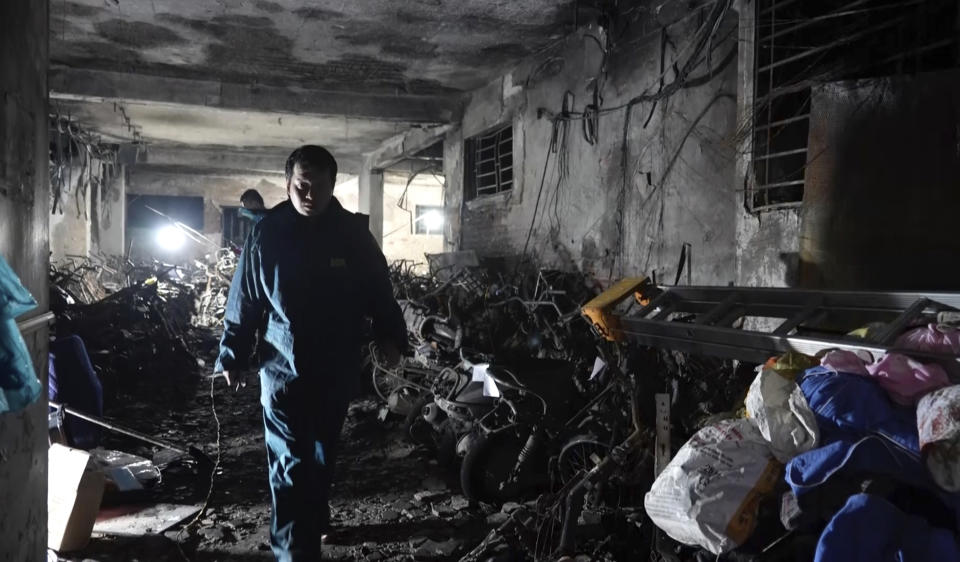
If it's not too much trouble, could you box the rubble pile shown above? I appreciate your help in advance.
[370,260,752,560]
[50,258,219,407]
[372,260,960,561]
[458,330,960,562]
[44,252,960,561]
[192,248,237,329]
[391,260,601,360]
[49,254,125,305]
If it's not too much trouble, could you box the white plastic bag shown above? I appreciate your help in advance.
[746,366,819,462]
[644,419,781,555]
[917,384,960,491]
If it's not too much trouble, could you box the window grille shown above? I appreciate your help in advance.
[465,124,513,200]
[749,0,958,211]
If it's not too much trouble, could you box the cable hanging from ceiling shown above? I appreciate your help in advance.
[49,111,120,221]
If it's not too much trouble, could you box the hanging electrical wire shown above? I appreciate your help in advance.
[49,113,120,219]
[581,31,608,145]
[547,0,733,125]
[520,0,734,273]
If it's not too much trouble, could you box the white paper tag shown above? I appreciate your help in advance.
[471,363,491,383]
[482,373,501,398]
[590,357,607,380]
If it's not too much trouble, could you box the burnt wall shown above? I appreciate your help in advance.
[0,0,50,559]
[445,6,740,284]
[802,72,960,290]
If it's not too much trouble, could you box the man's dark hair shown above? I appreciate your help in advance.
[285,145,338,184]
[240,189,264,208]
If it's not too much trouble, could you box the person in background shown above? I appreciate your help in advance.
[239,188,267,223]
[215,145,406,562]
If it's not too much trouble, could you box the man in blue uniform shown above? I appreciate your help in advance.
[215,145,405,561]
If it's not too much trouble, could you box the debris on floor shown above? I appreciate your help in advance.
[50,256,224,408]
[43,256,960,562]
[93,504,202,536]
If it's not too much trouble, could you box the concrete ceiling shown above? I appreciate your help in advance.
[51,0,574,94]
[50,0,578,173]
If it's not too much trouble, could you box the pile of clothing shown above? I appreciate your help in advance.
[646,324,960,561]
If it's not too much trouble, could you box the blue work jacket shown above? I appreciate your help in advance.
[215,198,405,399]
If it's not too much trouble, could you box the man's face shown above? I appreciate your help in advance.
[287,162,334,216]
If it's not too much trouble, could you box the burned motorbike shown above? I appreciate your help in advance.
[367,300,462,412]
[367,297,499,468]
[458,347,631,504]
[403,349,498,468]
[374,266,608,478]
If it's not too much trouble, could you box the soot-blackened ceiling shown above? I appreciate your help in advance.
[51,0,577,95]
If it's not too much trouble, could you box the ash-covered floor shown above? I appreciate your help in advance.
[58,332,494,562]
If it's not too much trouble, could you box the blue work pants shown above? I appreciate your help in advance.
[261,370,351,562]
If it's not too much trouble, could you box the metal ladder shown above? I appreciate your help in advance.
[583,279,960,369]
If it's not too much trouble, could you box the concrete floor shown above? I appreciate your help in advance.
[57,336,491,562]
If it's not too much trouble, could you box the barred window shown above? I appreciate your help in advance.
[465,124,513,200]
[749,0,958,212]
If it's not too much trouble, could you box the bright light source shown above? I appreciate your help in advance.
[423,210,444,231]
[155,225,186,251]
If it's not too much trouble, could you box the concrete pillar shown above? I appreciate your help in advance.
[98,165,126,256]
[0,0,50,559]
[442,128,464,252]
[358,155,384,246]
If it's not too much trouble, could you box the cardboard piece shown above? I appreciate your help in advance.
[48,444,106,552]
[94,503,201,536]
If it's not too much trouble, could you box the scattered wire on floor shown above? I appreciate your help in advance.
[175,375,223,562]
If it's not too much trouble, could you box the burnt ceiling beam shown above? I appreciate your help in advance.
[49,66,458,124]
[130,145,363,176]
[368,124,453,170]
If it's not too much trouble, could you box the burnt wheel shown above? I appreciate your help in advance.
[557,436,608,485]
[460,429,532,504]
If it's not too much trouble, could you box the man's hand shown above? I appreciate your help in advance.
[216,370,249,391]
[376,341,402,369]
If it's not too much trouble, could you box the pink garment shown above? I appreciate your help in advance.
[865,353,951,406]
[896,324,960,354]
[820,349,870,376]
